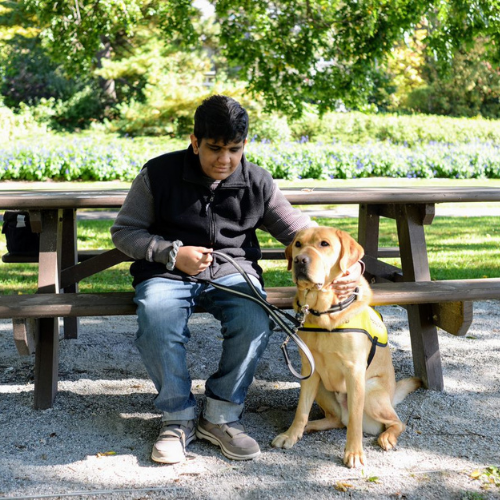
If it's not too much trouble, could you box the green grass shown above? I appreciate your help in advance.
[1,214,499,295]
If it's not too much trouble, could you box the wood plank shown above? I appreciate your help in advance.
[2,187,500,212]
[0,292,137,318]
[396,204,431,282]
[13,318,38,355]
[33,317,59,410]
[33,210,61,410]
[281,187,500,205]
[61,209,79,339]
[362,255,403,283]
[371,279,500,304]
[431,301,473,336]
[2,248,127,264]
[60,248,129,288]
[358,203,381,256]
[406,303,444,391]
[396,203,441,390]
[1,280,499,319]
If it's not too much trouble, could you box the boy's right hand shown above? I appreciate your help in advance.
[174,246,213,275]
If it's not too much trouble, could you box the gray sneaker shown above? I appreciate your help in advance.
[196,416,261,460]
[151,419,196,464]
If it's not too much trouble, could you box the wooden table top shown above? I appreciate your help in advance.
[0,186,500,209]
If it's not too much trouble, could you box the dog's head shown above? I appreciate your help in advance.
[285,227,364,290]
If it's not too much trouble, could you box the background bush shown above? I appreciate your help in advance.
[404,41,500,119]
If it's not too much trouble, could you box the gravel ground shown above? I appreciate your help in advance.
[1,301,500,500]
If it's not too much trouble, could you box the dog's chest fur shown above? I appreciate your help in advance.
[298,328,374,393]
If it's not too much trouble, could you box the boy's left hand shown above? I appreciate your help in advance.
[330,261,363,300]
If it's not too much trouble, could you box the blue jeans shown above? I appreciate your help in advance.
[134,274,273,424]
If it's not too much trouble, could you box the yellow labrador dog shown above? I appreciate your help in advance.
[272,227,421,468]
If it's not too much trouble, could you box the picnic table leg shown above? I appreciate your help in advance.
[61,209,79,339]
[358,204,403,282]
[358,204,380,258]
[33,209,62,409]
[396,203,444,391]
[34,318,60,409]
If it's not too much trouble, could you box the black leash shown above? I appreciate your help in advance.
[198,251,315,380]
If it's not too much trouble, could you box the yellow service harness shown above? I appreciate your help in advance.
[297,306,388,368]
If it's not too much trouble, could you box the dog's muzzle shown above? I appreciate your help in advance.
[293,254,323,288]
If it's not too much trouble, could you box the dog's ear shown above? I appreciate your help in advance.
[285,241,294,271]
[338,230,365,273]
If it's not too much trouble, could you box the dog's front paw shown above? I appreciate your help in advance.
[271,432,300,449]
[378,430,398,451]
[343,448,366,468]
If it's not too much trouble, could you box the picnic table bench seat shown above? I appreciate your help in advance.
[3,278,500,356]
[2,279,500,320]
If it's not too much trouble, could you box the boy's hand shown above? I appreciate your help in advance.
[175,246,213,275]
[330,261,363,300]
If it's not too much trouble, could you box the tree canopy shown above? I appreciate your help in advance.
[6,0,500,115]
[216,0,500,114]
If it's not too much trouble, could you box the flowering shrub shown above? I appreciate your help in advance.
[1,134,500,181]
[0,135,175,182]
[245,140,500,180]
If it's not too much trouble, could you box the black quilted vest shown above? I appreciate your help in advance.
[130,146,275,287]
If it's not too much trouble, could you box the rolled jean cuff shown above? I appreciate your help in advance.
[204,396,244,424]
[162,407,197,422]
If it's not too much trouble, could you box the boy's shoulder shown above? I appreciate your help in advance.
[146,148,187,168]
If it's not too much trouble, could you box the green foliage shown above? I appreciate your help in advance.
[22,0,199,76]
[0,2,80,108]
[0,37,68,107]
[0,98,48,140]
[104,34,215,137]
[424,1,500,69]
[216,0,427,114]
[7,0,500,118]
[49,85,109,131]
[215,0,500,115]
[103,32,296,139]
[289,111,500,146]
[0,2,110,130]
[384,29,427,110]
[405,41,500,119]
[469,465,500,493]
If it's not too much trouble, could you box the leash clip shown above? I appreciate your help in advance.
[296,304,309,328]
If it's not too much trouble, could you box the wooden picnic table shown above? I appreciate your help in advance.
[1,186,500,409]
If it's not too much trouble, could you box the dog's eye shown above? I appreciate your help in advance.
[320,241,330,247]
[294,241,302,248]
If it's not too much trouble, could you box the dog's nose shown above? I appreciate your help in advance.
[294,254,311,266]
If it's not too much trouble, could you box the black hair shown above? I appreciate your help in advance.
[193,95,249,144]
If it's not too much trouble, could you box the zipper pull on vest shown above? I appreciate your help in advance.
[203,193,215,216]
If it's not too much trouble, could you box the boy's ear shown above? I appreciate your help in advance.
[190,134,199,154]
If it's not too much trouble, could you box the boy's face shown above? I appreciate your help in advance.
[190,135,246,181]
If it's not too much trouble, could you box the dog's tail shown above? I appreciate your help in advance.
[393,377,422,406]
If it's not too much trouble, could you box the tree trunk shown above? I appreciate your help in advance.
[96,35,117,102]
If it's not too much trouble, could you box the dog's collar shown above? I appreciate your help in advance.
[296,288,359,316]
